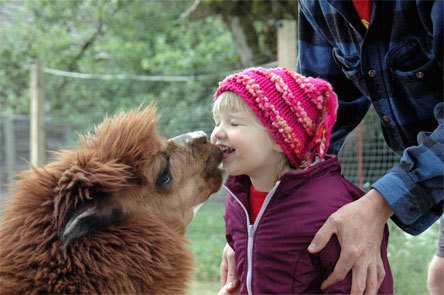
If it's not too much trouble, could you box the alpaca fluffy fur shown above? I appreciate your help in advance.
[0,106,223,294]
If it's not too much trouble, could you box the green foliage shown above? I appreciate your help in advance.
[1,0,237,137]
[388,220,439,294]
[188,202,439,294]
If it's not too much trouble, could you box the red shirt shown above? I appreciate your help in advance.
[352,0,371,28]
[249,185,268,224]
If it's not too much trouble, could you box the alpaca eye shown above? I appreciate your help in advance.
[157,171,171,186]
[156,161,172,188]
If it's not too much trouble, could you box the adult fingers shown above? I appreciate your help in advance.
[217,283,240,295]
[350,261,368,295]
[217,283,238,295]
[364,262,377,295]
[220,244,230,287]
[220,244,239,291]
[217,284,229,295]
[321,245,357,290]
[308,215,338,254]
[366,245,385,294]
[220,260,228,287]
[376,253,386,289]
[225,244,239,292]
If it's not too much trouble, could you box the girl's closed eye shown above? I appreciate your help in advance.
[213,115,221,127]
[230,118,245,127]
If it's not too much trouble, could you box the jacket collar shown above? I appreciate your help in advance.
[224,174,251,207]
[277,155,341,195]
[224,155,342,200]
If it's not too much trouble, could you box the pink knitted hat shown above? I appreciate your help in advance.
[214,67,338,168]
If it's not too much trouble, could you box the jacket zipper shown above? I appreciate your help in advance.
[224,181,280,295]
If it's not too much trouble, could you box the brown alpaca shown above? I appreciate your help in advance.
[0,106,223,294]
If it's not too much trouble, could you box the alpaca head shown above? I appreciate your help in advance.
[50,106,223,245]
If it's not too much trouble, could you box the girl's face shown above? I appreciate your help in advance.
[210,106,284,181]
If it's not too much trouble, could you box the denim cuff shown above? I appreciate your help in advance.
[372,170,418,224]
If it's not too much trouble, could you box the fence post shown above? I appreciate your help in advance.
[30,60,46,167]
[276,19,297,69]
[357,122,364,188]
[5,115,16,182]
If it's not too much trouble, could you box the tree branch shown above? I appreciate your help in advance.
[177,0,201,22]
[54,5,123,104]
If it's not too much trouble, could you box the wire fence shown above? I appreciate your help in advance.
[0,108,400,203]
[0,66,400,204]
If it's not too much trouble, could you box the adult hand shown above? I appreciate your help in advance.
[218,243,240,295]
[308,189,393,295]
[428,255,444,295]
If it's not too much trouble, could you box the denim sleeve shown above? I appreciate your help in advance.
[373,103,444,235]
[297,2,371,155]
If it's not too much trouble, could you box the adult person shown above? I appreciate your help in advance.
[219,1,443,294]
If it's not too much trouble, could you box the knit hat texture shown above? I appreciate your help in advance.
[214,67,338,168]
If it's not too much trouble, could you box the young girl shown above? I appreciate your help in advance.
[210,67,393,294]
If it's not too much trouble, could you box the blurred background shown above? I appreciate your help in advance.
[0,1,438,294]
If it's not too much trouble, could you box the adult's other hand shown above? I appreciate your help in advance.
[218,243,240,295]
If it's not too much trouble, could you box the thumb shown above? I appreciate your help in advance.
[225,274,238,292]
[308,218,336,253]
[225,248,239,291]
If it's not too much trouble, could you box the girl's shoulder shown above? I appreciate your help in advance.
[278,171,362,224]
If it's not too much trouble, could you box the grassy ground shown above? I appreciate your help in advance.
[187,202,440,295]
[187,202,225,295]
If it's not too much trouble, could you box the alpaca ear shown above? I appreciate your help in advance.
[61,204,122,246]
[54,159,130,245]
[61,204,97,245]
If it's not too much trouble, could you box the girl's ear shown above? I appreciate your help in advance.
[273,143,283,152]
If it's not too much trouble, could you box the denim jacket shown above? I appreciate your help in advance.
[297,0,443,234]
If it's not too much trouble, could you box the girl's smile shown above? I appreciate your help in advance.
[217,144,236,159]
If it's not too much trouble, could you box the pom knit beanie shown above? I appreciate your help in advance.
[214,67,338,168]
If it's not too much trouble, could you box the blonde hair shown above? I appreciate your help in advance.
[213,91,290,179]
[213,91,263,129]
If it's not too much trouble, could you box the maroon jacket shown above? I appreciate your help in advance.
[224,156,393,294]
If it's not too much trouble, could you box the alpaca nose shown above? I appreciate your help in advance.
[169,131,208,146]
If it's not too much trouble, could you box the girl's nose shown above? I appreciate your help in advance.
[210,125,225,144]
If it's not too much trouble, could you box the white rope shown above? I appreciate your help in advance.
[42,61,278,82]
[42,67,196,82]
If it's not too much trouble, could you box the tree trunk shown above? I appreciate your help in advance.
[186,0,298,67]
[224,16,255,68]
